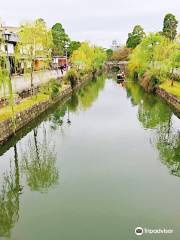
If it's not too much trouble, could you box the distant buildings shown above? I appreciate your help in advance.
[111,40,121,51]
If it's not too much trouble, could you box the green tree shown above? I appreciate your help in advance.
[167,42,180,86]
[163,13,178,40]
[128,33,171,83]
[0,32,14,114]
[67,41,81,57]
[71,42,107,73]
[111,47,131,61]
[106,48,113,60]
[51,23,70,56]
[126,25,145,48]
[15,19,53,91]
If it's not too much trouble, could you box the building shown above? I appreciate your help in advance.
[0,24,19,74]
[52,56,67,69]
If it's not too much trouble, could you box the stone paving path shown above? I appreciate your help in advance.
[0,69,65,97]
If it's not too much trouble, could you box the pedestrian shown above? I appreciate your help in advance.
[60,64,64,75]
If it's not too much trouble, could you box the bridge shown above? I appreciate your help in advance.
[105,61,128,70]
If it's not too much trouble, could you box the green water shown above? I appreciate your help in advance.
[0,75,180,240]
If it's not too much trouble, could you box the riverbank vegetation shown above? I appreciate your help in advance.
[0,16,107,130]
[65,42,107,86]
[127,13,180,97]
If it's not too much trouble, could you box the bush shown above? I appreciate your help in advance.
[66,68,79,88]
[40,79,60,99]
[50,79,60,98]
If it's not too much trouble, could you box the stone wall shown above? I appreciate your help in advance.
[136,72,180,113]
[156,87,180,113]
[0,72,93,145]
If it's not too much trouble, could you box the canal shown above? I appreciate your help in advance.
[0,75,180,240]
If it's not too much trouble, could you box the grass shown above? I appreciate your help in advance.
[0,93,49,122]
[0,80,71,123]
[160,80,180,99]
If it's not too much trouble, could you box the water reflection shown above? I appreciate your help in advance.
[78,75,106,110]
[156,124,180,177]
[0,75,179,238]
[126,81,180,177]
[48,74,106,130]
[126,81,172,129]
[21,128,59,193]
[0,145,22,238]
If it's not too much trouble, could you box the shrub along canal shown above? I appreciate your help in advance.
[0,75,180,240]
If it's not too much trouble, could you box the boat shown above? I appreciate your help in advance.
[117,72,125,83]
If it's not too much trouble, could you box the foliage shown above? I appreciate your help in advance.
[126,25,145,48]
[66,68,79,88]
[15,19,53,88]
[111,47,131,61]
[0,94,49,122]
[160,80,180,99]
[67,41,81,57]
[106,48,113,60]
[0,33,14,115]
[128,33,173,82]
[163,13,178,40]
[49,79,60,99]
[71,42,107,72]
[51,23,70,56]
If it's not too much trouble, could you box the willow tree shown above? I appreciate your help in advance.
[167,42,180,86]
[15,19,53,92]
[71,42,107,73]
[128,33,172,82]
[0,32,14,111]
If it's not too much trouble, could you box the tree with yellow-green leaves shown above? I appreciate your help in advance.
[15,19,53,92]
[128,33,180,87]
[71,42,107,73]
[0,32,14,110]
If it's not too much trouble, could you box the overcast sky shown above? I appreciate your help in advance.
[0,0,180,47]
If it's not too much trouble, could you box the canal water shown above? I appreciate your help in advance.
[0,75,180,240]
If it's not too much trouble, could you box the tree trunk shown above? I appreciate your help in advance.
[171,68,174,86]
[30,61,34,95]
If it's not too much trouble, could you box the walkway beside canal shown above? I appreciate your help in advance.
[0,69,66,96]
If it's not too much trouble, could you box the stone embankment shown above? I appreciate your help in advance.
[156,87,180,113]
[0,73,92,145]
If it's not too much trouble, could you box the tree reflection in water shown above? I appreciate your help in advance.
[49,74,106,130]
[22,128,59,193]
[156,123,180,177]
[126,81,180,177]
[0,145,22,238]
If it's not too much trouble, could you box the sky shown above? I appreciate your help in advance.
[0,0,180,47]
